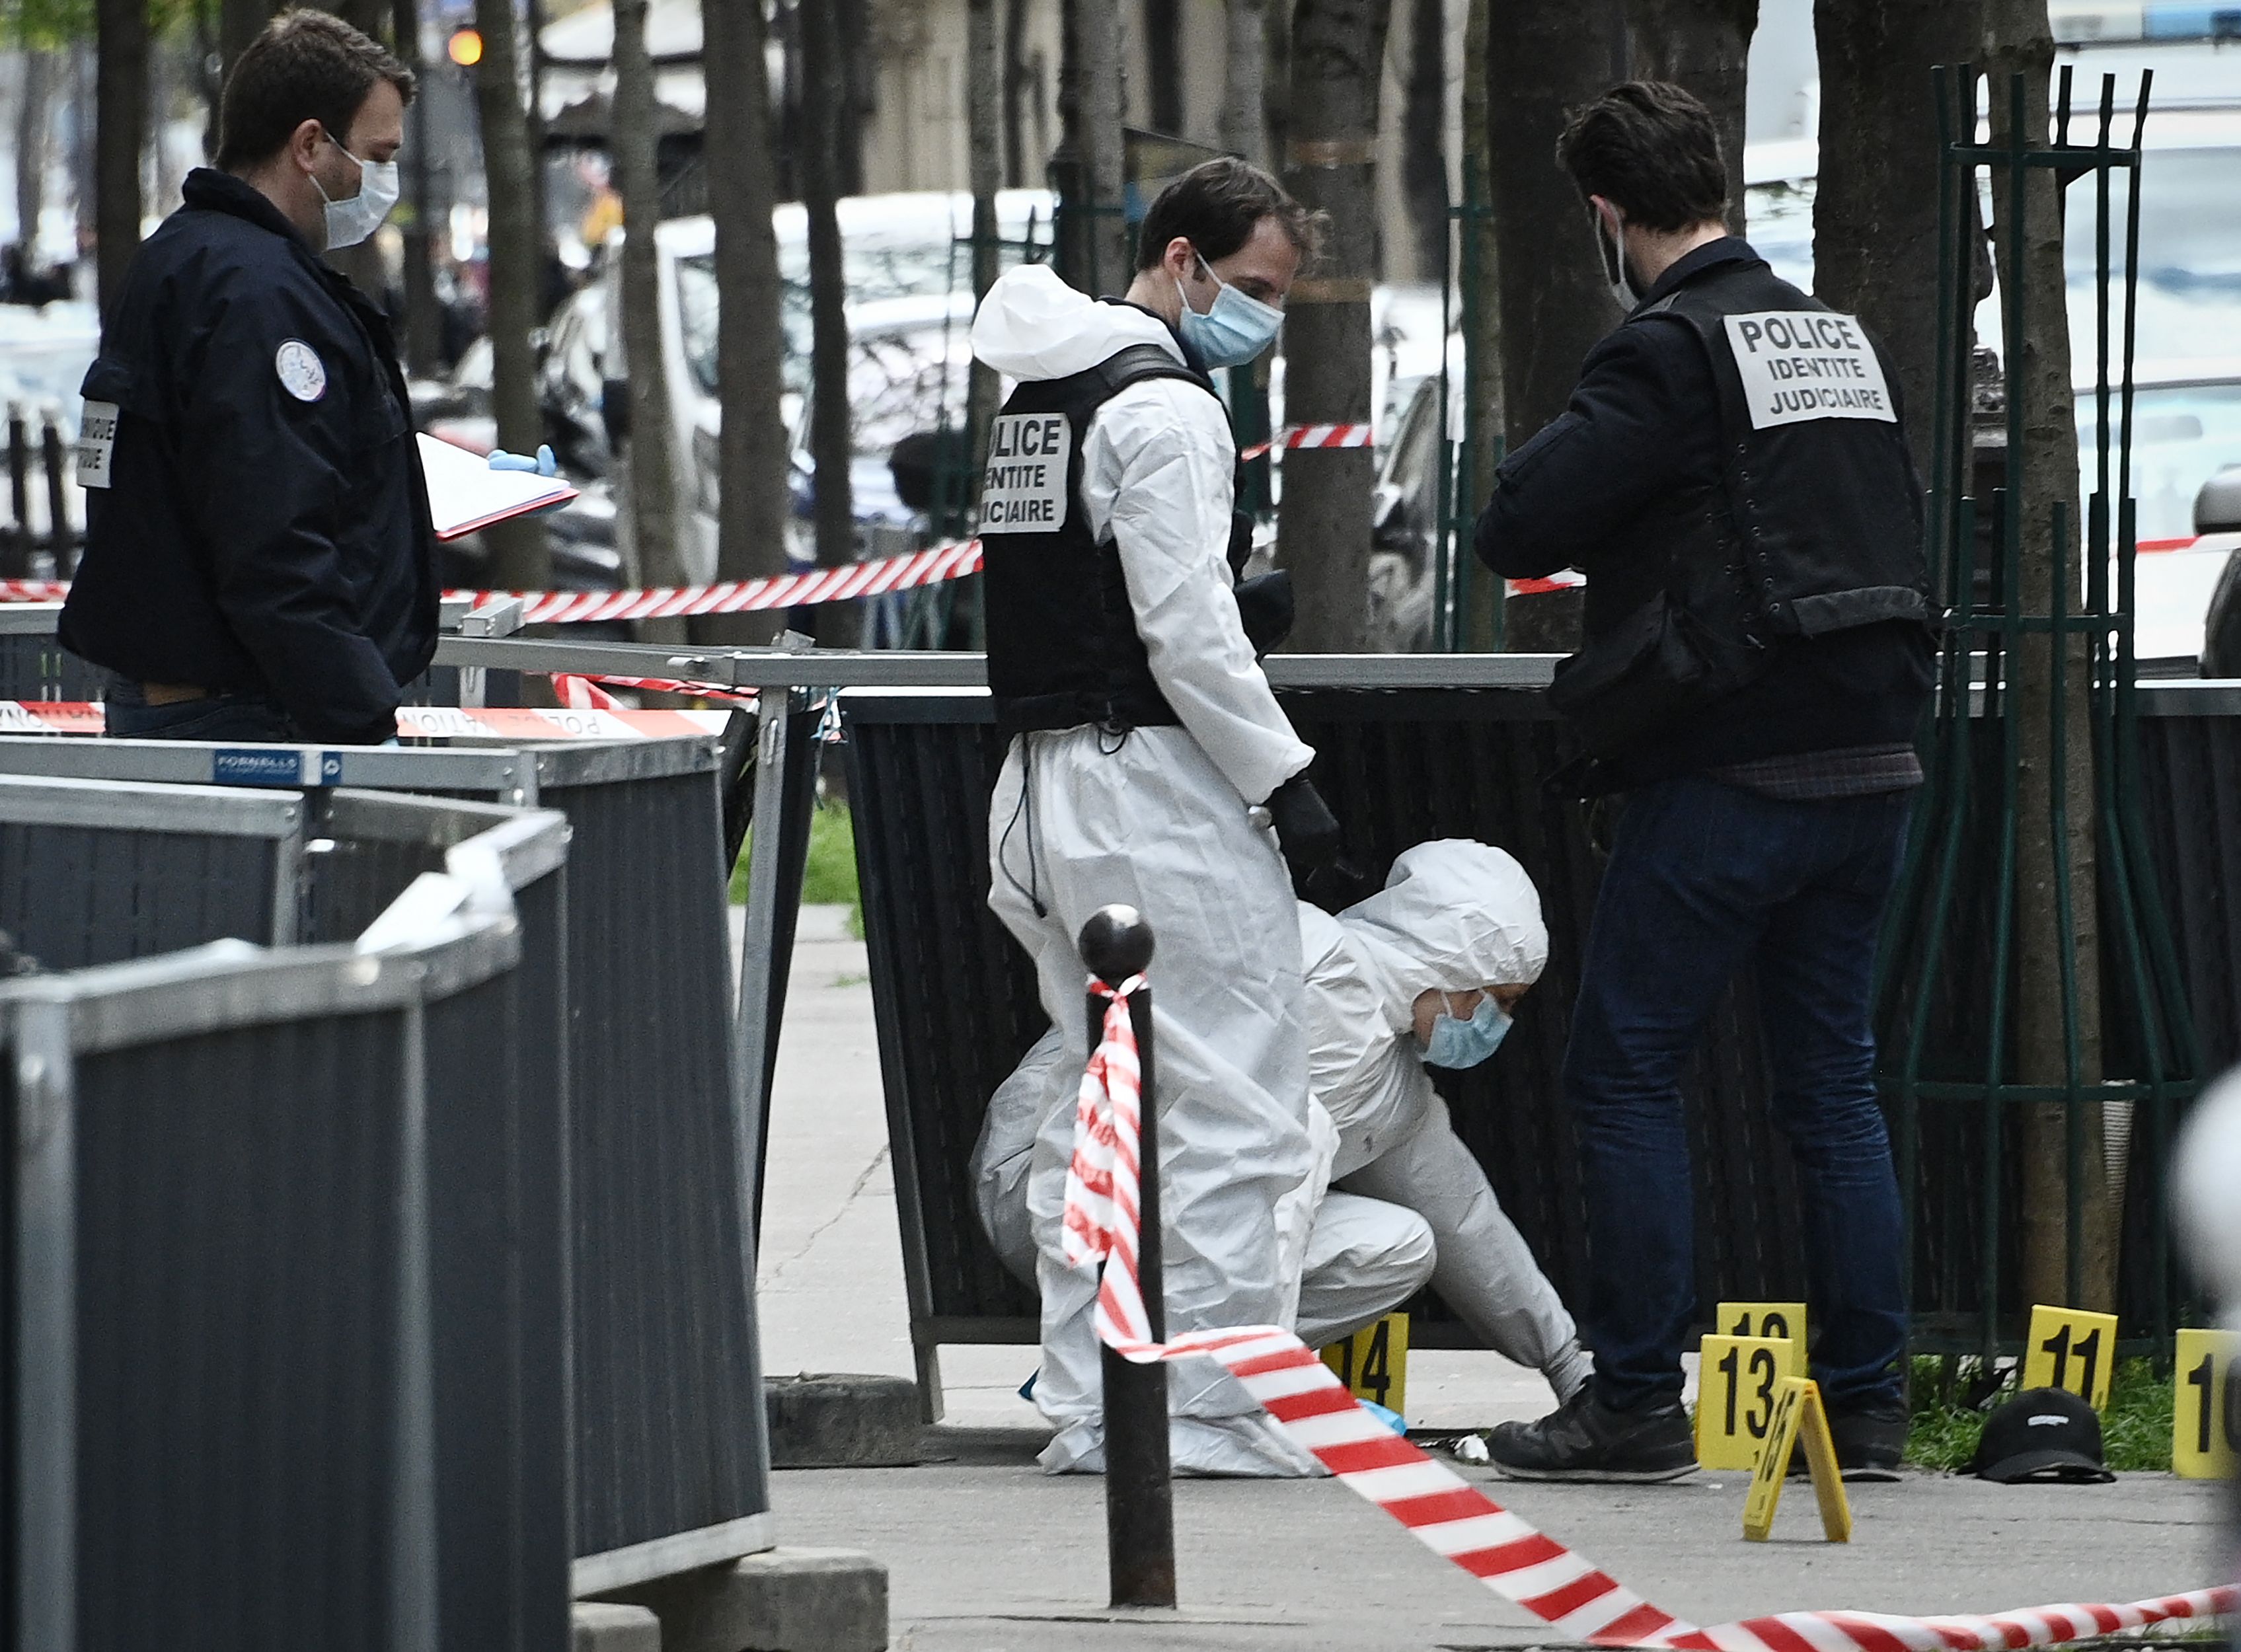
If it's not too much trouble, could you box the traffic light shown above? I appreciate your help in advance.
[447,26,483,67]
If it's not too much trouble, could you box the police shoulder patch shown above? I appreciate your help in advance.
[275,338,327,402]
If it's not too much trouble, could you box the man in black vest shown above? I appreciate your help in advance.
[971,160,1344,1476]
[1475,83,1932,1482]
[62,10,435,744]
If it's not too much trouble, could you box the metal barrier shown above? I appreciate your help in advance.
[0,729,769,1591]
[5,792,570,1652]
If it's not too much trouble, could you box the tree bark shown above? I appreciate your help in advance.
[799,0,856,616]
[611,0,681,606]
[1980,0,2113,1313]
[1221,0,1271,165]
[95,0,148,313]
[698,0,792,646]
[474,0,550,585]
[221,0,276,86]
[1813,0,1981,464]
[1279,0,1392,653]
[1400,0,1445,283]
[1003,0,1033,186]
[1483,1,1622,653]
[395,0,441,375]
[1459,0,1502,648]
[1055,0,1129,294]
[1624,0,1758,232]
[1145,0,1184,134]
[968,0,1005,491]
[17,46,54,264]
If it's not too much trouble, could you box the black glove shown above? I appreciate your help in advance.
[1226,508,1257,581]
[1266,774,1342,879]
[1232,570,1295,657]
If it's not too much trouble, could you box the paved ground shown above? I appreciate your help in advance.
[754,907,2234,1649]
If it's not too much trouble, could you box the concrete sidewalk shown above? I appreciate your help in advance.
[755,907,2234,1650]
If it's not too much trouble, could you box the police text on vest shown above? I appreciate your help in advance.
[1722,311,1897,430]
[979,413,1073,533]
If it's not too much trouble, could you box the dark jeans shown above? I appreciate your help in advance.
[104,679,295,742]
[1566,773,1913,1413]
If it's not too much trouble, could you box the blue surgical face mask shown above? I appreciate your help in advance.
[1174,253,1285,369]
[1423,993,1513,1070]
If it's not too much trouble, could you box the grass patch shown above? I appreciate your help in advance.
[730,804,864,937]
[1906,1355,2174,1472]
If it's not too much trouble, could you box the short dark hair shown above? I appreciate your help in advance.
[216,9,415,172]
[1556,81,1727,233]
[1134,157,1321,272]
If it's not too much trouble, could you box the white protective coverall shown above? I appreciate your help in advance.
[970,838,1591,1406]
[971,1030,1437,1348]
[1304,840,1593,1400]
[971,264,1325,1476]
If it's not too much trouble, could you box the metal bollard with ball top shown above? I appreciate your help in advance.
[1079,903,1178,1610]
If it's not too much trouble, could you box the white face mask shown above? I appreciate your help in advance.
[1595,205,1642,311]
[311,130,400,250]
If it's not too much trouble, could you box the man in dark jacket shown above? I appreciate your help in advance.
[63,9,435,744]
[1474,83,1933,1483]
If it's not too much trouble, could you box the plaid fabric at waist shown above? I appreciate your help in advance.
[1707,741,1925,802]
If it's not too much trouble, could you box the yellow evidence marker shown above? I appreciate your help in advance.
[2021,1304,2120,1411]
[1743,1376,1851,1544]
[1716,1300,1809,1379]
[1320,1312,1408,1419]
[2174,1328,2239,1480]
[1696,1335,1796,1470]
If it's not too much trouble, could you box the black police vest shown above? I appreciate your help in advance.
[1605,259,1931,648]
[981,342,1217,737]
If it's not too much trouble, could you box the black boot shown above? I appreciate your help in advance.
[1789,1393,1907,1482]
[1486,1386,1697,1483]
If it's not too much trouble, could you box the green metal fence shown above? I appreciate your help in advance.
[1874,65,2200,1366]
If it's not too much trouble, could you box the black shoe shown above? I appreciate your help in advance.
[1486,1386,1697,1483]
[1788,1394,1907,1482]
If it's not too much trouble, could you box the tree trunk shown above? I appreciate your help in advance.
[1459,0,1502,649]
[1279,0,1392,653]
[699,0,791,646]
[1221,0,1271,165]
[1400,0,1445,283]
[221,0,274,86]
[1264,0,1293,171]
[1813,0,1980,464]
[968,0,1005,488]
[1003,0,1033,186]
[1145,0,1184,134]
[612,0,681,608]
[396,0,441,375]
[1482,1,1620,653]
[95,0,149,313]
[17,47,54,264]
[1623,0,1757,232]
[799,0,855,622]
[475,0,551,585]
[1055,0,1129,294]
[1981,0,2113,1313]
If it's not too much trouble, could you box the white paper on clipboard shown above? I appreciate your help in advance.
[416,433,578,540]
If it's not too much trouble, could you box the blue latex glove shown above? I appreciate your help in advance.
[488,443,559,476]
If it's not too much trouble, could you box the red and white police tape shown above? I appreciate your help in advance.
[1237,423,1377,463]
[0,700,734,741]
[1063,974,2239,1650]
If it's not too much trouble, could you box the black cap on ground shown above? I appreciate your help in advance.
[1970,1388,2115,1484]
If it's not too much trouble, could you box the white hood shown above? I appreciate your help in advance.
[971,263,1181,383]
[1338,840,1550,1035]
